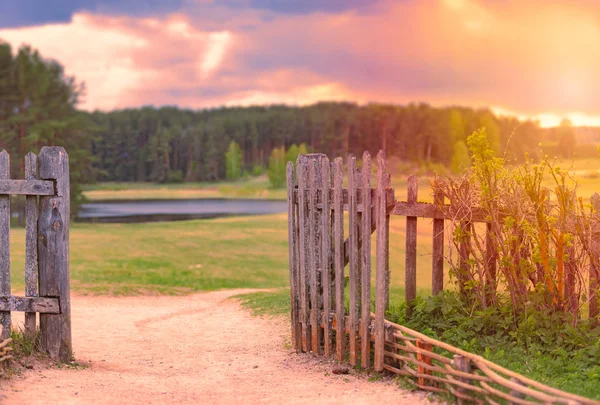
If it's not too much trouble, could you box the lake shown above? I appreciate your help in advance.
[76,199,288,223]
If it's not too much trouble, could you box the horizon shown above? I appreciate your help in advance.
[2,0,600,128]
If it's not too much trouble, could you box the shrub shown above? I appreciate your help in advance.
[267,146,287,188]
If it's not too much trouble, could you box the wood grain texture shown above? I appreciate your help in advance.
[347,155,359,366]
[25,153,39,339]
[384,172,392,311]
[308,158,321,355]
[432,188,445,295]
[374,150,388,372]
[286,161,300,352]
[0,150,10,339]
[0,296,59,313]
[405,175,418,315]
[0,179,54,196]
[360,151,372,368]
[333,158,345,361]
[38,147,72,362]
[321,157,332,357]
[296,156,310,352]
[484,222,497,307]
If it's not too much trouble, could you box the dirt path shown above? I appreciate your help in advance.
[1,290,433,404]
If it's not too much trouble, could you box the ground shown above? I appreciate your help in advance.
[1,290,434,404]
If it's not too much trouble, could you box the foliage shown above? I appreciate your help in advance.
[434,127,599,319]
[0,43,94,216]
[267,146,287,188]
[450,141,471,174]
[388,292,600,398]
[225,140,243,180]
[251,165,264,177]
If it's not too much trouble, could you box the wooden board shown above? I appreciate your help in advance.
[432,189,444,295]
[0,179,54,196]
[0,296,60,313]
[405,175,418,315]
[38,147,72,362]
[286,162,301,352]
[296,156,310,352]
[348,155,359,366]
[360,151,372,369]
[0,151,10,340]
[374,150,388,372]
[308,159,321,355]
[333,158,345,361]
[25,153,39,338]
[321,157,332,357]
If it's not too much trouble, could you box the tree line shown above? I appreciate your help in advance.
[0,43,580,211]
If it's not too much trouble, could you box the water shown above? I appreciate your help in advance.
[76,199,288,223]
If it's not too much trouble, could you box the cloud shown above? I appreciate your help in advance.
[2,0,600,125]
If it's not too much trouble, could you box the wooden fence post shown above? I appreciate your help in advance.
[0,150,10,340]
[374,151,388,372]
[296,155,311,352]
[484,222,497,307]
[333,158,345,362]
[416,340,433,387]
[405,175,418,316]
[25,153,40,339]
[360,151,372,369]
[321,157,332,357]
[348,154,359,366]
[432,188,444,296]
[453,354,471,405]
[38,147,72,362]
[286,162,301,352]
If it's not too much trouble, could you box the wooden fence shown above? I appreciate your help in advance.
[0,147,71,362]
[287,151,599,405]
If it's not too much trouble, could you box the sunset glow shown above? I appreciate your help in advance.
[1,0,600,126]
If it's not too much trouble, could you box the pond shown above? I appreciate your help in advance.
[76,199,288,223]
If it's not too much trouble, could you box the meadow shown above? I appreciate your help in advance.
[7,156,600,399]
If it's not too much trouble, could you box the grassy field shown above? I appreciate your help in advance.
[9,213,436,298]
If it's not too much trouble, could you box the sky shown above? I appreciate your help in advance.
[1,0,600,127]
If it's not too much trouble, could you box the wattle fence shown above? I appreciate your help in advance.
[286,151,599,405]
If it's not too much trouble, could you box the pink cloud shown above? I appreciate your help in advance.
[2,0,600,126]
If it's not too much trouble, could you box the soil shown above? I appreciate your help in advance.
[0,289,435,404]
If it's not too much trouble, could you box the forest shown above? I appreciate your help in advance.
[0,43,584,207]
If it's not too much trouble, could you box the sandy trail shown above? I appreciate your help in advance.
[0,290,432,404]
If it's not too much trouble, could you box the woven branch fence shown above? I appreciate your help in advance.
[287,151,600,405]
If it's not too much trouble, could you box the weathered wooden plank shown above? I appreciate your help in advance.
[38,147,72,362]
[392,201,489,222]
[333,158,345,361]
[348,154,359,366]
[321,157,332,357]
[360,151,372,369]
[296,156,311,352]
[293,188,394,208]
[0,296,60,313]
[384,172,392,311]
[432,189,445,295]
[0,150,10,340]
[405,175,418,316]
[308,159,321,355]
[458,221,471,298]
[286,162,300,352]
[0,179,54,196]
[484,222,497,307]
[374,151,388,372]
[25,153,39,339]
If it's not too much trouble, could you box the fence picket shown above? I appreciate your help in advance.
[296,156,311,352]
[0,151,10,340]
[348,154,359,366]
[286,162,300,352]
[308,158,321,355]
[25,152,39,339]
[432,189,444,296]
[374,151,388,372]
[360,151,372,368]
[405,175,418,316]
[333,158,345,361]
[321,157,332,357]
